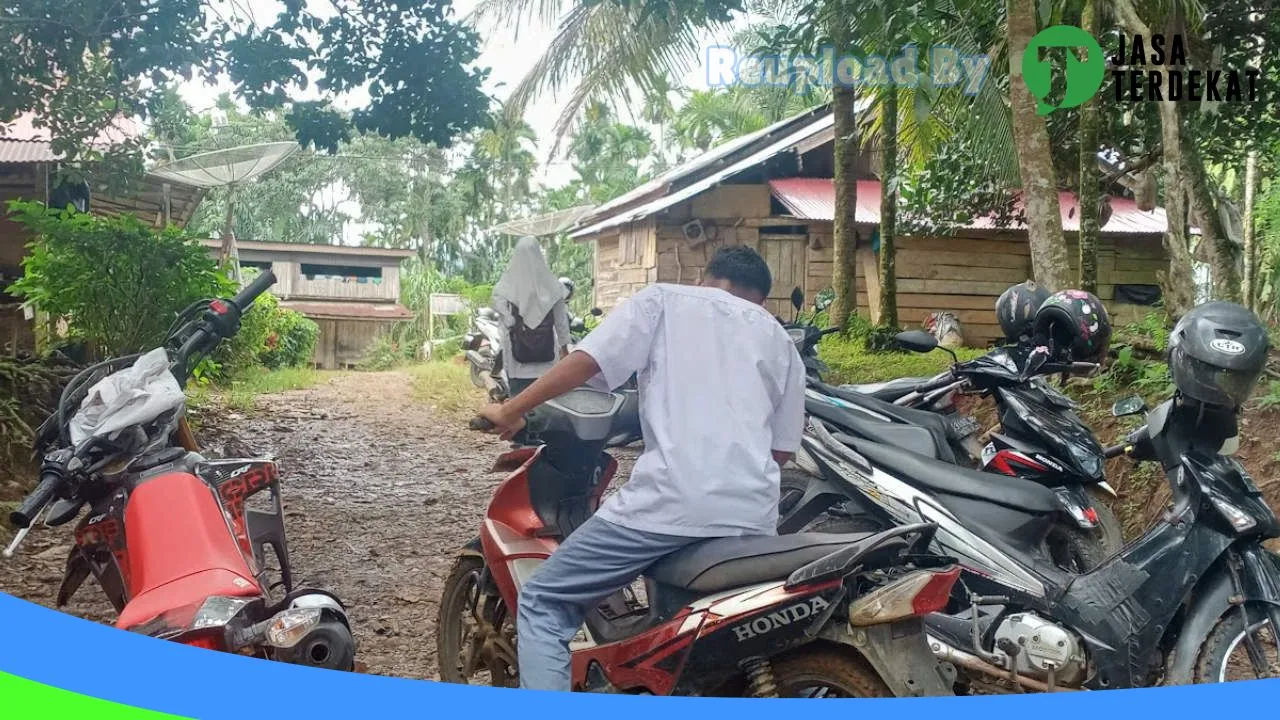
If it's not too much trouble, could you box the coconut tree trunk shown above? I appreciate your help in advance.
[1077,0,1101,295]
[830,47,860,330]
[1006,0,1070,290]
[878,87,899,329]
[1244,148,1259,310]
[1116,0,1195,317]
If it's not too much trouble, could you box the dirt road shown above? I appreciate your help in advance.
[0,370,640,679]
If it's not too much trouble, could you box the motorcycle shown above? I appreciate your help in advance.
[465,306,507,402]
[436,387,961,696]
[7,270,355,669]
[779,291,1123,566]
[788,385,1280,690]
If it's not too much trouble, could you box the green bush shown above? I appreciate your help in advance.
[261,308,319,369]
[214,271,320,376]
[358,334,414,370]
[7,201,233,356]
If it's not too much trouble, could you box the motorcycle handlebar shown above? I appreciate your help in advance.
[10,469,62,529]
[1103,443,1128,459]
[231,269,277,312]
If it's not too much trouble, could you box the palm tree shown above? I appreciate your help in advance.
[469,0,730,140]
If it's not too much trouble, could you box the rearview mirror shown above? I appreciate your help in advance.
[895,330,938,354]
[1111,396,1147,417]
[590,307,603,316]
[790,287,804,312]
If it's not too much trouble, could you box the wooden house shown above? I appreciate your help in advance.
[198,239,414,369]
[569,105,1172,346]
[1,114,206,354]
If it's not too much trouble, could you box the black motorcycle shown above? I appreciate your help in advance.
[786,354,1280,691]
[779,293,1123,566]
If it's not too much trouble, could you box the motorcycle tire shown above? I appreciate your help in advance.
[438,555,517,686]
[766,649,892,698]
[1193,606,1280,683]
[469,362,485,388]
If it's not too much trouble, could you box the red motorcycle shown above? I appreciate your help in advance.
[437,388,960,696]
[7,270,355,668]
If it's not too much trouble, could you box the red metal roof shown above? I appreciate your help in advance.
[768,178,1172,236]
[279,301,414,321]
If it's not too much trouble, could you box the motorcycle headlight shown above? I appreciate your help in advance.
[1209,497,1257,533]
[1066,441,1103,478]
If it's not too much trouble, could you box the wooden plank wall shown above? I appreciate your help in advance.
[593,217,657,311]
[803,221,1168,345]
[310,318,395,369]
[587,181,1170,343]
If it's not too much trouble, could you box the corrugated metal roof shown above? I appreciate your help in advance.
[0,141,61,164]
[768,178,1173,236]
[279,301,414,321]
[0,112,142,163]
[571,113,839,239]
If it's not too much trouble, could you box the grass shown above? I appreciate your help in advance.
[818,336,985,384]
[191,366,330,413]
[407,360,482,414]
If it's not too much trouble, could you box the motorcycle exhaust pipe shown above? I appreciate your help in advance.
[926,635,1059,693]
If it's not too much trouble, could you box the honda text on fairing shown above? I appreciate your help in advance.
[8,270,355,668]
[435,387,961,697]
[785,300,1280,691]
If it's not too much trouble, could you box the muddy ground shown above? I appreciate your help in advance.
[0,370,638,679]
[4,369,1279,682]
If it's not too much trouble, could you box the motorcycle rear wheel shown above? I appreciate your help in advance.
[767,650,892,698]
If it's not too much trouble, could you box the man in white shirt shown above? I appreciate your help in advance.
[477,245,806,692]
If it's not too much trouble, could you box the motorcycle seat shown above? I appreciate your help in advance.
[646,532,877,594]
[840,434,1057,513]
[841,376,931,403]
[807,395,956,463]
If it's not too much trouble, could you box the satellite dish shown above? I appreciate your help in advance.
[150,142,300,280]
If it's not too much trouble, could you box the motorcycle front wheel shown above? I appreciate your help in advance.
[1194,606,1280,683]
[437,555,518,687]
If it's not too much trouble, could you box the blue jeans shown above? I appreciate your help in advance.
[516,514,701,691]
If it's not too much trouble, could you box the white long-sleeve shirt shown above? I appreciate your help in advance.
[575,284,806,537]
[496,297,570,380]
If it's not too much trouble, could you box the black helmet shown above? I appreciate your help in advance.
[559,277,575,300]
[996,281,1051,342]
[1032,289,1112,363]
[1168,301,1270,407]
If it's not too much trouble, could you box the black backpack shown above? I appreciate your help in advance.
[509,307,557,363]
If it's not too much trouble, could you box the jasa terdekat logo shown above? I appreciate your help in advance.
[1024,25,1262,115]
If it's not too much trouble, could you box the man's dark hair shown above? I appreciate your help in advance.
[705,245,772,298]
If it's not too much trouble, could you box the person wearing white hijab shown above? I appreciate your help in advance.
[491,236,571,395]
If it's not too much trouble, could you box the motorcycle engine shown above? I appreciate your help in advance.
[991,613,1085,686]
